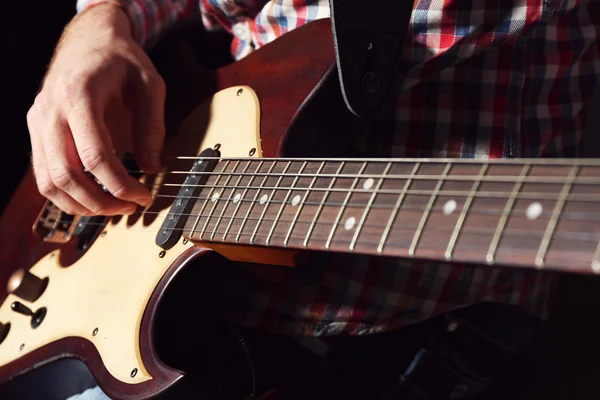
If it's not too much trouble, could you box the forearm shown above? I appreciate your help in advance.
[76,0,200,47]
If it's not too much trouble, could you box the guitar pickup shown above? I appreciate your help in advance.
[156,148,220,250]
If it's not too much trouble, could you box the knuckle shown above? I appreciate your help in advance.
[88,204,107,216]
[36,179,56,198]
[49,166,75,191]
[29,95,47,119]
[111,184,130,199]
[145,71,165,93]
[63,206,80,215]
[80,147,107,172]
[58,73,93,107]
[26,107,36,128]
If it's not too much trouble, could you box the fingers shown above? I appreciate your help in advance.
[28,88,150,216]
[42,116,139,216]
[28,108,90,216]
[67,95,153,208]
[132,70,166,174]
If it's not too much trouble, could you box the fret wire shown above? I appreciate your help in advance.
[591,241,600,274]
[349,162,393,251]
[265,161,308,245]
[377,163,421,253]
[325,162,368,249]
[284,161,326,246]
[445,163,489,260]
[486,164,530,264]
[249,161,293,244]
[198,161,240,240]
[221,161,264,241]
[209,160,252,241]
[235,161,277,242]
[409,163,452,256]
[189,160,231,239]
[303,162,346,247]
[535,165,580,268]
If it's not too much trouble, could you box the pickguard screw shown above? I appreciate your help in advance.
[214,143,221,151]
[159,251,166,258]
[49,253,55,260]
[249,148,256,156]
[101,231,107,237]
[93,328,98,336]
[368,42,373,50]
[237,88,243,96]
[130,368,138,378]
[19,344,24,351]
[183,238,189,245]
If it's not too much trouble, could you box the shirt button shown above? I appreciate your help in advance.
[450,384,469,399]
[447,320,459,332]
[233,24,248,41]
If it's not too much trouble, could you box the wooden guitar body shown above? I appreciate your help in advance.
[0,19,344,399]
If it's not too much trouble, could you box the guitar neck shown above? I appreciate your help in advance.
[181,157,600,274]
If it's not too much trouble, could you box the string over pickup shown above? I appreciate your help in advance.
[155,148,220,249]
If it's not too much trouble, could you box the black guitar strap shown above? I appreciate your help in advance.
[329,0,414,117]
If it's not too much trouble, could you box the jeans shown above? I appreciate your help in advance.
[3,301,540,400]
[67,387,109,400]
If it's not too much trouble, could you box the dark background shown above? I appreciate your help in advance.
[2,2,600,400]
[2,2,76,212]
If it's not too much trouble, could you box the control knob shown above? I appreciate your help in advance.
[7,269,48,302]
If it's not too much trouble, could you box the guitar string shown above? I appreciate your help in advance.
[138,182,600,202]
[120,154,600,166]
[39,193,600,223]
[38,214,600,245]
[125,169,600,185]
[25,150,600,166]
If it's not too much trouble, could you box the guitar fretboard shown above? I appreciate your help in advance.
[178,158,600,274]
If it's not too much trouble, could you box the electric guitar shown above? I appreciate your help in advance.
[0,18,599,400]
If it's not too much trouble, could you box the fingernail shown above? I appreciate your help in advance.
[137,196,152,207]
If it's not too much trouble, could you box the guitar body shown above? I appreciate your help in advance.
[0,19,350,399]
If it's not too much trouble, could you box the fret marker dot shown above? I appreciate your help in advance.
[211,192,220,202]
[233,193,241,204]
[344,217,356,231]
[443,200,457,216]
[291,195,301,206]
[363,178,374,190]
[259,194,268,205]
[526,202,543,220]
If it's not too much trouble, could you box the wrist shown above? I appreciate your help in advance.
[71,1,137,42]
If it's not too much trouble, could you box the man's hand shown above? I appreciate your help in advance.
[27,4,165,216]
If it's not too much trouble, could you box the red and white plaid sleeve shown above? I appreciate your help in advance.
[76,0,201,46]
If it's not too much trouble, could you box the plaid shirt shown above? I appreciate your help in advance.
[77,0,600,336]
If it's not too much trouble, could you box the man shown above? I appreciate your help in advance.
[24,0,600,399]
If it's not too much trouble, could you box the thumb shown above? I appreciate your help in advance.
[133,69,166,174]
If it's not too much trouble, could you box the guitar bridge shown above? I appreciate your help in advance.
[32,200,78,243]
